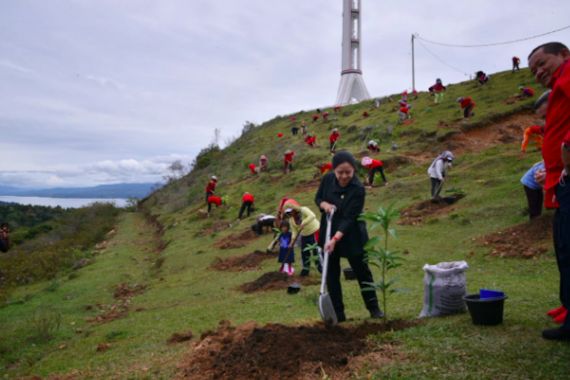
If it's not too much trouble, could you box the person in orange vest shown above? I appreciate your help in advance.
[205,175,217,205]
[304,134,317,147]
[457,97,475,118]
[512,56,521,72]
[238,192,255,219]
[329,128,340,153]
[361,156,387,186]
[284,150,295,173]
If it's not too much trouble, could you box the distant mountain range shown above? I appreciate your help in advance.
[0,183,160,199]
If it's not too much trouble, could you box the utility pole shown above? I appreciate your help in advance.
[411,33,416,92]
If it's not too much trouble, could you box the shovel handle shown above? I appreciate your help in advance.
[321,208,335,294]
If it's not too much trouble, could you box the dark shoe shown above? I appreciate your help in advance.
[300,269,309,277]
[369,308,384,319]
[542,327,570,341]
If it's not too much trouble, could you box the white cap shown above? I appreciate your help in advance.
[211,175,218,181]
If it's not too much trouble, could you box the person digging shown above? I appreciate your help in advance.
[283,200,321,277]
[428,151,454,201]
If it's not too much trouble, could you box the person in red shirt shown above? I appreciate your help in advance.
[329,128,340,153]
[428,78,446,104]
[361,156,387,187]
[248,163,257,175]
[457,97,475,118]
[362,111,370,118]
[528,41,570,340]
[304,134,316,147]
[398,101,411,122]
[512,56,521,72]
[316,162,333,176]
[238,192,255,219]
[333,105,342,113]
[289,115,296,123]
[312,114,320,122]
[283,150,295,173]
[367,140,380,153]
[322,111,330,121]
[207,195,222,213]
[205,175,217,206]
[518,86,535,98]
[475,71,489,85]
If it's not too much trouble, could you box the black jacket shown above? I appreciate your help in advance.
[315,172,369,257]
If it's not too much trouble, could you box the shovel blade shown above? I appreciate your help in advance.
[319,292,338,325]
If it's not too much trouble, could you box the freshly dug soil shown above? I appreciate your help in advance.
[399,194,465,225]
[167,330,194,344]
[176,319,415,380]
[211,250,275,272]
[479,214,552,258]
[214,229,258,249]
[114,283,147,300]
[239,272,319,293]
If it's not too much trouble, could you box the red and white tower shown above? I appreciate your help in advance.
[336,0,371,105]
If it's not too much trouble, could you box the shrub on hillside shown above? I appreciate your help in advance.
[192,144,221,171]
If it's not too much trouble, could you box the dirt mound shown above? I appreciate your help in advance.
[176,319,414,380]
[211,250,274,272]
[383,155,413,172]
[214,229,258,249]
[399,194,465,225]
[479,214,552,258]
[114,283,147,300]
[239,272,320,293]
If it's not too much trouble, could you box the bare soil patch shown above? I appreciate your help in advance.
[168,330,194,344]
[88,283,147,324]
[399,195,465,225]
[239,271,320,293]
[479,214,552,258]
[176,319,415,380]
[214,229,258,249]
[210,250,275,272]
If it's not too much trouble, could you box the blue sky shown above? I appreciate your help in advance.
[1,0,569,187]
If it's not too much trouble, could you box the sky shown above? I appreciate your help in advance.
[1,0,569,188]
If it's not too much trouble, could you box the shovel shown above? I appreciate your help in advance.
[319,208,338,325]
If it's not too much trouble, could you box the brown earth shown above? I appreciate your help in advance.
[210,250,275,272]
[167,331,194,344]
[199,221,231,236]
[479,214,552,258]
[399,194,465,225]
[214,229,258,249]
[114,283,147,300]
[88,283,147,324]
[176,319,416,380]
[239,271,320,293]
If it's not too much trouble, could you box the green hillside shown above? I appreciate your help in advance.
[3,69,570,379]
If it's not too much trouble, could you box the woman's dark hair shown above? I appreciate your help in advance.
[332,151,357,169]
[280,220,290,229]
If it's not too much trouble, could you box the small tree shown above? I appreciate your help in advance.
[359,205,403,320]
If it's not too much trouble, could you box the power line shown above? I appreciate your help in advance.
[416,39,470,77]
[415,24,570,48]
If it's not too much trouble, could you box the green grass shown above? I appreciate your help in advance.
[2,68,569,379]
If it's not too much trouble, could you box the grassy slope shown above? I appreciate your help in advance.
[2,69,570,379]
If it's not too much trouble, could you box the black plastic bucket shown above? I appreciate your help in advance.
[463,294,507,325]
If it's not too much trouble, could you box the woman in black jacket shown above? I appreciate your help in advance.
[315,151,382,322]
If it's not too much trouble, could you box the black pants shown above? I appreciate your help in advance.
[330,141,336,152]
[238,201,253,219]
[430,177,443,198]
[301,234,321,272]
[291,127,299,135]
[327,253,379,316]
[368,167,386,185]
[463,105,474,118]
[554,181,570,329]
[523,186,543,219]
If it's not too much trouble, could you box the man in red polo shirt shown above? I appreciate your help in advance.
[528,41,570,340]
[239,192,255,219]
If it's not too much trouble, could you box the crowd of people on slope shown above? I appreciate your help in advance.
[197,43,570,335]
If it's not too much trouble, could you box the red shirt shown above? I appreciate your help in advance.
[365,159,384,169]
[323,112,329,119]
[522,87,535,97]
[208,195,222,206]
[289,116,296,122]
[242,193,254,203]
[305,136,316,146]
[312,114,320,121]
[320,162,333,174]
[205,180,216,193]
[431,83,446,93]
[460,97,475,109]
[248,163,257,174]
[329,131,340,143]
[334,105,342,112]
[399,106,410,114]
[543,59,570,208]
[284,151,295,162]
